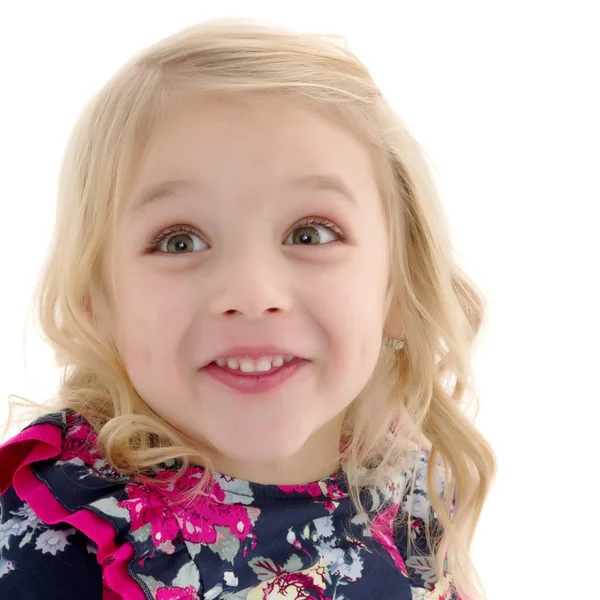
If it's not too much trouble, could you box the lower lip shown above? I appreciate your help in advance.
[201,358,308,394]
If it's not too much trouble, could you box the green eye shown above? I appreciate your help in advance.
[151,226,207,253]
[284,219,344,245]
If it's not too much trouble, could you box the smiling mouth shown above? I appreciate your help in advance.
[212,354,296,375]
[200,356,309,394]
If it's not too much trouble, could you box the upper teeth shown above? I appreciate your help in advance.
[215,355,294,373]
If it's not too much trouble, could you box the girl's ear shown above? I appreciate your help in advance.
[384,322,404,341]
[383,296,404,340]
[83,291,110,338]
[83,294,119,357]
[83,292,94,321]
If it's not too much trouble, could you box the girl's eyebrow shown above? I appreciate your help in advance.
[129,173,358,217]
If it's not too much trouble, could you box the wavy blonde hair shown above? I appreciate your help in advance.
[6,18,496,600]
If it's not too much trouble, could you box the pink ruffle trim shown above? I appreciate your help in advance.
[0,423,145,600]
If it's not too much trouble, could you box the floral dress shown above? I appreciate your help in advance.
[0,410,461,599]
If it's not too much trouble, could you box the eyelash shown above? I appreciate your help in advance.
[148,217,347,253]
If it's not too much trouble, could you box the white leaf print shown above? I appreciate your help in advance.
[283,553,303,572]
[325,546,364,582]
[407,555,438,586]
[2,517,25,537]
[0,523,14,551]
[212,526,240,564]
[313,516,335,539]
[89,496,131,520]
[172,560,201,590]
[12,503,42,529]
[130,522,151,543]
[35,528,76,555]
[350,512,369,525]
[214,474,255,505]
[339,547,364,581]
[138,574,163,596]
[186,541,203,559]
[403,492,431,523]
[204,583,223,600]
[248,556,281,580]
[0,557,17,578]
[286,528,296,545]
[18,531,33,548]
[369,487,380,511]
[56,457,85,467]
[411,587,428,600]
[350,511,371,537]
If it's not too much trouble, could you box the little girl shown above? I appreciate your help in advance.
[0,18,496,600]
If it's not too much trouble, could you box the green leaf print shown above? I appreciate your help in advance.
[130,522,152,543]
[283,553,303,572]
[212,525,240,563]
[172,560,201,590]
[248,556,281,580]
[90,496,131,520]
[406,555,438,586]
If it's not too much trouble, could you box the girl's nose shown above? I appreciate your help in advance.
[206,249,293,320]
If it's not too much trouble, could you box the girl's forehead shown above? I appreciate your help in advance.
[127,173,361,222]
[127,105,380,205]
[148,93,371,156]
[148,100,352,152]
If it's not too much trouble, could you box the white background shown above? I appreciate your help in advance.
[1,2,598,598]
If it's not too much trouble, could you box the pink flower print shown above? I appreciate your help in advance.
[118,476,257,548]
[322,479,346,511]
[60,420,99,467]
[323,479,345,500]
[323,479,347,512]
[172,501,218,545]
[263,572,328,600]
[118,483,180,546]
[173,500,254,545]
[156,585,199,600]
[248,561,331,600]
[371,504,408,577]
[152,467,225,503]
[277,482,323,497]
[278,475,346,499]
[409,516,424,541]
[59,414,120,478]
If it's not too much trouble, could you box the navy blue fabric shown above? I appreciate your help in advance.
[0,410,459,599]
[0,485,103,599]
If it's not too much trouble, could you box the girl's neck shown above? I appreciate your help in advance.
[198,412,346,485]
[207,454,342,486]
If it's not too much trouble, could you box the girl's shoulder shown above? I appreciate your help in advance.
[0,409,128,598]
[0,484,103,599]
[0,409,216,599]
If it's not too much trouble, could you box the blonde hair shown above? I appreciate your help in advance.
[7,18,496,600]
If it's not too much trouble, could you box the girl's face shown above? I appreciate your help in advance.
[105,98,393,484]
